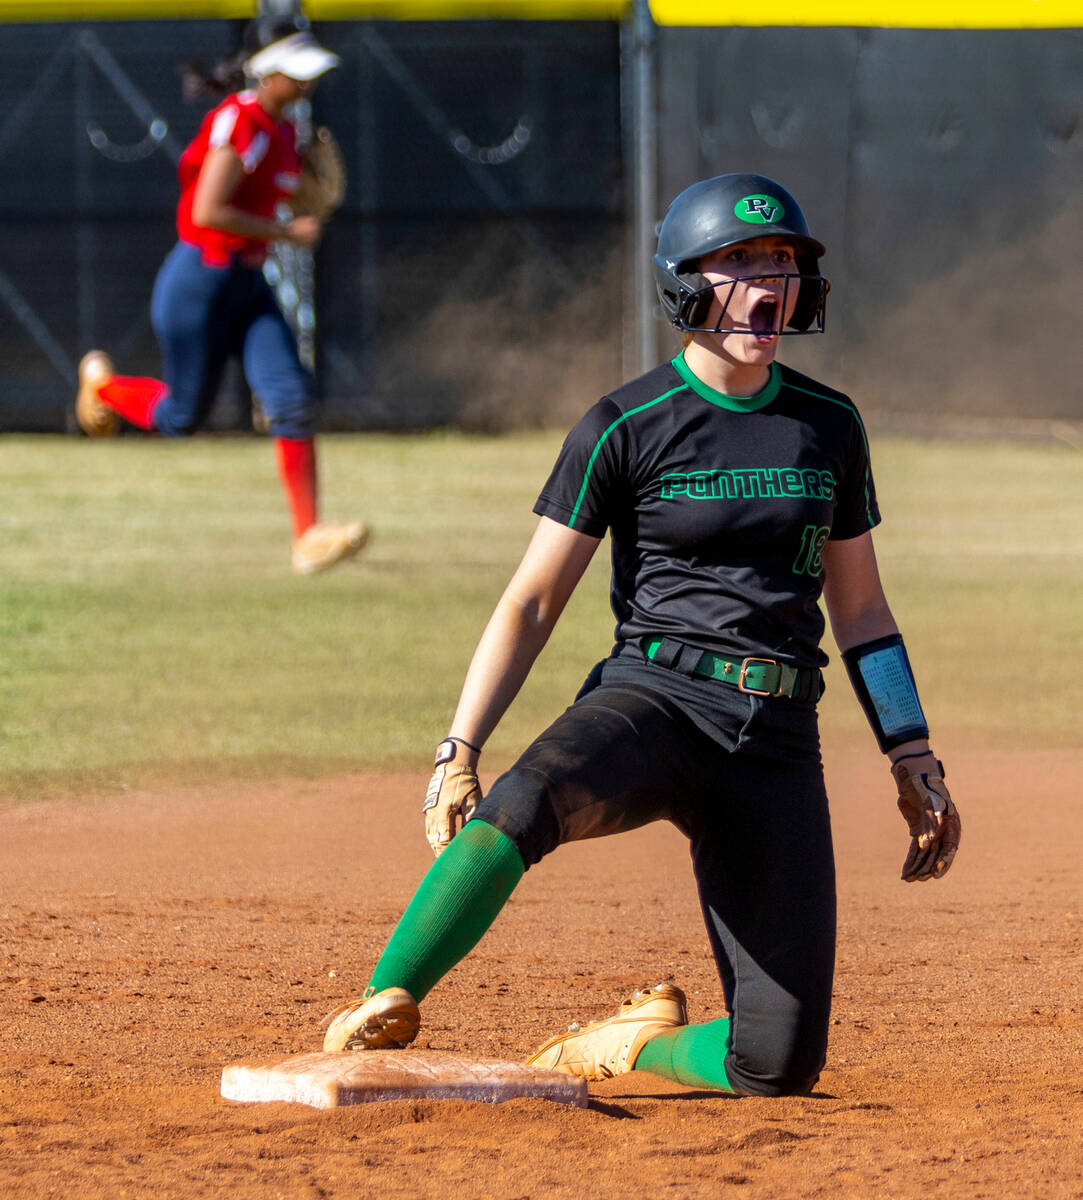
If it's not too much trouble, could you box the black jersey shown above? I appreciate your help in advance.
[534,352,880,670]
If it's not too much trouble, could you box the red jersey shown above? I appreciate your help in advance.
[176,91,300,266]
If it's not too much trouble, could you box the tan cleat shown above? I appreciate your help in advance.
[525,984,688,1080]
[322,986,420,1052]
[75,350,118,437]
[292,520,369,575]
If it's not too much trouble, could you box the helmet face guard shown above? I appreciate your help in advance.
[653,173,830,335]
[674,271,830,336]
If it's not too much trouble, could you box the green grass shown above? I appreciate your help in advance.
[1,431,1079,804]
[818,437,1083,747]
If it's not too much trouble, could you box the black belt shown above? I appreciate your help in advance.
[641,637,822,701]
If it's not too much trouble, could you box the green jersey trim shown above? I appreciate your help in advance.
[783,378,871,457]
[671,353,781,413]
[568,384,689,529]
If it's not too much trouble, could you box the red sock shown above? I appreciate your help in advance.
[97,375,168,431]
[275,437,318,539]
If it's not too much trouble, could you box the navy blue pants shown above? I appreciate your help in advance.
[149,241,315,439]
[472,649,837,1097]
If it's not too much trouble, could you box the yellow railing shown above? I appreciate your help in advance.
[651,0,1080,27]
[0,0,1076,25]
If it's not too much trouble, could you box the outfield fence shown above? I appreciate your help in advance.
[0,18,1079,432]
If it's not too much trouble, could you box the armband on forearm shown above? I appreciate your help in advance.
[841,634,930,752]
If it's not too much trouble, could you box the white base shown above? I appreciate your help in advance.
[220,1050,589,1109]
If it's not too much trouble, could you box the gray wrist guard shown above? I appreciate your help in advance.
[842,634,930,752]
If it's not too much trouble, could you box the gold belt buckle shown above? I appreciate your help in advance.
[738,656,783,697]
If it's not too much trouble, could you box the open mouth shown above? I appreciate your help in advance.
[748,295,781,339]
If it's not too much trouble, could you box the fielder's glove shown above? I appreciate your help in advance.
[423,738,481,857]
[891,752,961,882]
[290,127,346,221]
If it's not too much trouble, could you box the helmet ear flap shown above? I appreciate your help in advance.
[789,275,830,332]
[677,271,713,329]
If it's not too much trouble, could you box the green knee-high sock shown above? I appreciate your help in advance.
[633,1019,735,1092]
[366,819,524,1002]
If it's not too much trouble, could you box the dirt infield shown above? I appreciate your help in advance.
[1,740,1080,1199]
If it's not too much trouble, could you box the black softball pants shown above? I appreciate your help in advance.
[472,655,837,1097]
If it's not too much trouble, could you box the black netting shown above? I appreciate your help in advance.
[0,20,623,432]
[2,20,1079,431]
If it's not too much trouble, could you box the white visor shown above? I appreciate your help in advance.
[246,32,340,82]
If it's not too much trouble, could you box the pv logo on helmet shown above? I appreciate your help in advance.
[735,195,785,225]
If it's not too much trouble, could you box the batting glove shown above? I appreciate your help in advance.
[891,752,961,882]
[423,738,481,857]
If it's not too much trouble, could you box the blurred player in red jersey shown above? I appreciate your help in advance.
[76,20,366,576]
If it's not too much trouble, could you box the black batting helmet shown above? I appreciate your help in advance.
[652,173,829,334]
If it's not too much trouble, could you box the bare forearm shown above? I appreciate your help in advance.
[831,600,898,652]
[822,537,932,762]
[189,146,314,245]
[193,203,285,242]
[442,516,600,761]
[447,594,556,755]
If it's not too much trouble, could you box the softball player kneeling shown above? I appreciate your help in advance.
[323,173,961,1095]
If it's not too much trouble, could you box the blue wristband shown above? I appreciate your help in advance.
[842,634,930,752]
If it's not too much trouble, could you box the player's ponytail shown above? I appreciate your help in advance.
[179,16,306,101]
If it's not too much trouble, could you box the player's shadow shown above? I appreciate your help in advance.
[586,1099,642,1118]
[592,1088,837,1114]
